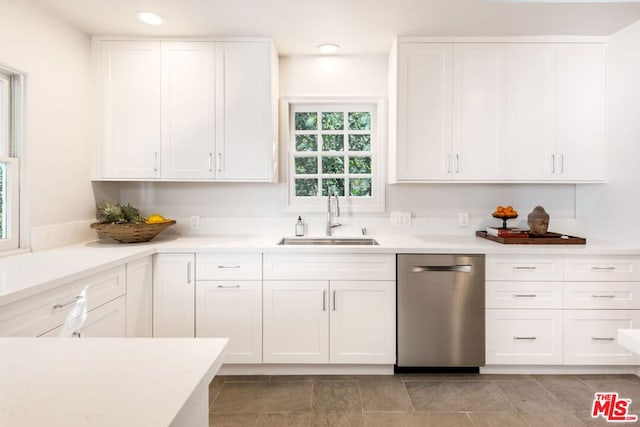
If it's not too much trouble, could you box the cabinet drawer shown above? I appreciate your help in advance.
[486,255,562,281]
[564,256,640,282]
[564,310,640,365]
[263,253,395,281]
[0,266,126,337]
[196,253,262,280]
[564,282,640,309]
[486,309,563,365]
[486,281,563,309]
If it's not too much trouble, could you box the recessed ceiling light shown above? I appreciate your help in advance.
[136,11,166,26]
[317,43,340,54]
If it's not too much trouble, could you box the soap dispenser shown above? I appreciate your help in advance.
[295,216,305,236]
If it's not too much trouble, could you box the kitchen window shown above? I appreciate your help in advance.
[286,99,385,212]
[0,68,22,251]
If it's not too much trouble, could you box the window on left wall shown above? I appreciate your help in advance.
[0,68,22,251]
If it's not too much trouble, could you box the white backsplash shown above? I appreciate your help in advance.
[31,220,98,252]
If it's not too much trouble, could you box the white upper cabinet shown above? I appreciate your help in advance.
[215,42,274,181]
[393,43,452,181]
[100,41,161,179]
[452,44,507,181]
[505,43,556,180]
[390,38,607,183]
[555,43,606,181]
[96,38,277,182]
[161,42,216,179]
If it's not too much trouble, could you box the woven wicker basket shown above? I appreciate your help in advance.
[90,220,176,243]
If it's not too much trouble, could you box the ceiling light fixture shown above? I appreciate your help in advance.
[317,43,340,54]
[136,11,166,26]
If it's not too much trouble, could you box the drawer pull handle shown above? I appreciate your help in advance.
[217,285,241,289]
[591,266,616,271]
[513,266,537,270]
[513,294,537,298]
[591,337,616,341]
[322,290,327,312]
[187,262,192,284]
[412,265,472,273]
[53,296,82,310]
[217,265,241,269]
[513,336,537,340]
[591,294,616,299]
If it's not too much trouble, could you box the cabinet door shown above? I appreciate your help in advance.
[153,254,195,337]
[329,281,396,364]
[505,44,556,181]
[452,44,507,180]
[100,41,161,178]
[263,281,329,363]
[215,42,274,181]
[41,297,126,338]
[395,43,452,181]
[161,42,216,179]
[555,43,606,181]
[196,281,262,364]
[486,309,563,365]
[564,310,640,365]
[126,257,153,337]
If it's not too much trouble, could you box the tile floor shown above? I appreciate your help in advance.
[208,373,640,426]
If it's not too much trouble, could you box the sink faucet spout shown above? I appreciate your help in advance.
[326,193,342,236]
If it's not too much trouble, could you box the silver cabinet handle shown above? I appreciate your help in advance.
[412,265,472,273]
[559,153,564,174]
[217,153,222,172]
[455,154,460,174]
[208,153,213,172]
[591,294,615,299]
[513,294,537,298]
[550,154,555,174]
[332,290,336,311]
[187,262,192,284]
[513,266,537,270]
[591,266,616,271]
[53,295,82,310]
[217,284,241,288]
[154,152,159,173]
[322,290,326,312]
[513,336,537,340]
[217,265,241,269]
[591,337,615,341]
[446,154,451,174]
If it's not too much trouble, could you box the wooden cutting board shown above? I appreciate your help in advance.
[476,230,586,245]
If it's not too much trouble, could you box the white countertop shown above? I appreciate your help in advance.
[0,337,227,427]
[1,232,639,306]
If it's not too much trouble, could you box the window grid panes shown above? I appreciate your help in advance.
[292,106,373,199]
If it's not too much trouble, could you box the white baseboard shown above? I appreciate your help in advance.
[481,365,640,375]
[218,364,394,376]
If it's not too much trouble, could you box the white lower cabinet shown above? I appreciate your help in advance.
[125,256,153,337]
[486,309,563,365]
[153,253,195,337]
[262,280,395,364]
[196,280,262,363]
[263,281,329,364]
[564,310,640,365]
[41,296,126,338]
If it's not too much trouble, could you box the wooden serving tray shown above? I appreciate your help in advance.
[476,230,586,245]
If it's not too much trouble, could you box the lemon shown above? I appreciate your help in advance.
[146,214,166,224]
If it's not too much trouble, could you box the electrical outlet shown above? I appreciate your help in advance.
[190,216,200,230]
[391,211,412,226]
[457,212,470,227]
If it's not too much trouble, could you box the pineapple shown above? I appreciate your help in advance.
[96,202,145,224]
[120,203,144,224]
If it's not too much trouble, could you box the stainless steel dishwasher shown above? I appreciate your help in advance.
[397,254,485,370]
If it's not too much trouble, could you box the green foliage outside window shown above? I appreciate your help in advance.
[349,157,371,174]
[349,135,371,151]
[295,179,318,197]
[322,135,344,151]
[322,112,344,130]
[322,178,345,197]
[296,135,317,151]
[295,157,318,174]
[350,178,372,197]
[295,112,318,131]
[348,112,370,130]
[322,156,344,174]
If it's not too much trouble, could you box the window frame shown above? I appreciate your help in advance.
[0,67,23,252]
[282,97,386,213]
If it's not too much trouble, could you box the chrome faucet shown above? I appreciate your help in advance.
[326,193,342,236]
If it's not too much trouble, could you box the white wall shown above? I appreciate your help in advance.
[576,19,640,245]
[110,53,578,235]
[0,1,94,237]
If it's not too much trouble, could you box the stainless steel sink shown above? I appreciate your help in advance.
[278,237,379,246]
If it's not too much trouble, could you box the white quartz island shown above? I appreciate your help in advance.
[0,337,227,427]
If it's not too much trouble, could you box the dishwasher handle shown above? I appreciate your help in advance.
[412,265,473,273]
